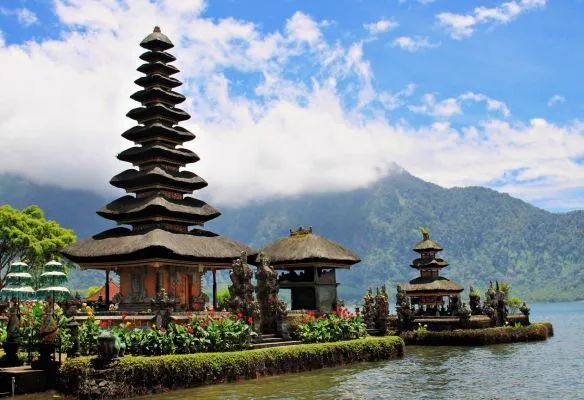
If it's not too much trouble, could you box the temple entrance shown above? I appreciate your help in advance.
[291,287,316,310]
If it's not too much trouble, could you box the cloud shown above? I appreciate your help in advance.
[364,18,399,35]
[378,83,416,110]
[0,0,582,211]
[547,95,565,107]
[437,0,546,39]
[392,36,440,52]
[409,92,510,118]
[0,7,39,26]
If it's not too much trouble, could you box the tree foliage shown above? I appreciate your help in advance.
[0,204,76,281]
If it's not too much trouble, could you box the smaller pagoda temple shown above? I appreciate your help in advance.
[257,227,360,312]
[400,228,463,315]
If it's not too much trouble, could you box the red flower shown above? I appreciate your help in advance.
[236,312,243,319]
[307,310,315,318]
[209,309,215,317]
[193,303,200,310]
[121,312,128,321]
[247,316,253,324]
[99,320,110,328]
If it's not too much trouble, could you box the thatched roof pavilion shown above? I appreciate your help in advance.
[257,227,360,311]
[260,227,360,267]
[62,27,254,310]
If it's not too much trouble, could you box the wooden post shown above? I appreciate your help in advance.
[212,269,217,310]
[105,269,110,307]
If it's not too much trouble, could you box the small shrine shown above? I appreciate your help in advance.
[62,27,254,311]
[399,228,463,315]
[257,227,360,312]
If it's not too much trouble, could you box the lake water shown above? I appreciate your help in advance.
[140,302,584,400]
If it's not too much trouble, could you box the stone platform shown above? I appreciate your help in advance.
[0,366,48,396]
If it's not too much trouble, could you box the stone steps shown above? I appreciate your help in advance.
[251,340,303,350]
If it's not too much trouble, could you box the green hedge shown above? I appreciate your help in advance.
[400,322,553,346]
[59,336,404,399]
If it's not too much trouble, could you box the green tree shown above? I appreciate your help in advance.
[85,285,102,299]
[0,204,76,283]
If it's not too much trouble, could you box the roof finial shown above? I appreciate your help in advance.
[420,227,430,241]
[153,26,161,33]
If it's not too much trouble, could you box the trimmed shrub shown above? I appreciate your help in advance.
[59,336,404,399]
[400,322,553,346]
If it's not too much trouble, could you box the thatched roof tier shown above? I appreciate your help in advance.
[139,50,175,64]
[97,195,220,224]
[135,74,181,89]
[110,167,207,193]
[140,26,173,51]
[131,87,186,106]
[62,227,256,266]
[137,61,179,76]
[117,145,199,166]
[413,230,443,252]
[122,123,195,145]
[410,257,449,269]
[126,103,190,124]
[402,276,463,294]
[258,227,360,268]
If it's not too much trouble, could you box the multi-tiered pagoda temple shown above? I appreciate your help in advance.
[63,27,254,310]
[400,228,463,314]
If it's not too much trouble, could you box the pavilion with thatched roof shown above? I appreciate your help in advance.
[62,27,254,311]
[257,227,360,312]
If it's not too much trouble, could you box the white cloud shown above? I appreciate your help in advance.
[364,18,399,35]
[0,0,582,211]
[0,7,39,26]
[378,83,416,110]
[437,0,546,39]
[409,92,510,118]
[547,95,566,107]
[392,36,440,52]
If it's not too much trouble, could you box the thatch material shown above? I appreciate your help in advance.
[402,276,463,293]
[110,167,207,191]
[117,145,199,165]
[122,123,194,144]
[413,229,443,252]
[259,228,360,267]
[98,195,220,222]
[410,258,449,268]
[140,26,173,51]
[62,228,256,264]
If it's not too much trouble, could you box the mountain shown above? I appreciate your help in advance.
[1,172,582,302]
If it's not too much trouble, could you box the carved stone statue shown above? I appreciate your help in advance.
[362,288,376,329]
[374,285,389,334]
[469,286,482,315]
[229,252,260,329]
[396,285,413,332]
[255,253,287,333]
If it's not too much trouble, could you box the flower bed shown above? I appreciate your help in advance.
[78,309,256,356]
[400,322,553,346]
[59,335,404,399]
[293,309,367,343]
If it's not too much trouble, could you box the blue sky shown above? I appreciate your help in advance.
[0,0,583,211]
